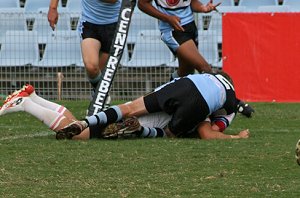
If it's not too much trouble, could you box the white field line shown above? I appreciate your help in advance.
[0,131,53,141]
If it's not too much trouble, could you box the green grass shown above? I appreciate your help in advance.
[0,102,300,197]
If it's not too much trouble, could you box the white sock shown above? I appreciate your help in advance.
[29,92,66,114]
[23,98,65,130]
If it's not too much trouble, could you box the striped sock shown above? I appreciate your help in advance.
[88,73,103,89]
[138,127,166,138]
[86,106,122,126]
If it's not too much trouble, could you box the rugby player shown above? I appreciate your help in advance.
[48,0,122,106]
[0,76,249,140]
[57,71,249,139]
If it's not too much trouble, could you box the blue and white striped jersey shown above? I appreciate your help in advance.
[154,0,194,32]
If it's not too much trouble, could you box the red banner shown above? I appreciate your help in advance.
[223,13,300,102]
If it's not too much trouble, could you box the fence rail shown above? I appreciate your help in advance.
[1,1,296,101]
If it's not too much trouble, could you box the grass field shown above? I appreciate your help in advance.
[0,101,300,197]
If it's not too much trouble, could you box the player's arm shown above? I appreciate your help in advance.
[138,0,185,31]
[197,121,250,139]
[48,0,60,30]
[210,112,235,132]
[191,0,221,13]
[198,112,250,139]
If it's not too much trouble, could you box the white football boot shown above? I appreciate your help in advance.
[0,89,29,116]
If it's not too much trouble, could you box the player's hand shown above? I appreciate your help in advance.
[48,7,59,30]
[202,0,221,13]
[166,15,185,32]
[238,129,250,139]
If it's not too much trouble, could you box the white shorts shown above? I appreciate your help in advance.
[137,112,171,129]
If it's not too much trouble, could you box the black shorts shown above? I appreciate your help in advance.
[80,21,117,53]
[144,78,209,136]
[161,21,198,55]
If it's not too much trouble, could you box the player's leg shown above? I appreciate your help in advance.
[79,20,105,89]
[6,84,76,121]
[92,22,118,109]
[87,96,148,127]
[57,96,151,139]
[97,22,118,75]
[28,86,76,121]
[176,39,211,75]
[134,112,169,138]
[81,22,116,108]
[161,22,211,79]
[81,38,102,88]
[97,51,112,109]
[23,100,75,132]
[0,91,75,132]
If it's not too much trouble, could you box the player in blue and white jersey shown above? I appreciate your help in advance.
[138,0,221,77]
[0,75,250,140]
[138,0,255,118]
[48,0,121,102]
[55,71,249,139]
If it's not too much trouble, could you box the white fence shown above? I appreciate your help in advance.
[0,0,297,101]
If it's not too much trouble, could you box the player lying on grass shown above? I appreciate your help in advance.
[0,72,249,140]
[57,71,249,140]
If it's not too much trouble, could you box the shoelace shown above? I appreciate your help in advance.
[3,85,29,104]
[4,91,19,103]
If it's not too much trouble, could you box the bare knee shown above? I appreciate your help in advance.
[84,61,100,78]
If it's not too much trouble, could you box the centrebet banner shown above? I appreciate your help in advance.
[87,0,136,116]
[223,13,300,102]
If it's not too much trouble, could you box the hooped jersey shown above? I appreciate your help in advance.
[154,0,191,10]
[154,0,194,32]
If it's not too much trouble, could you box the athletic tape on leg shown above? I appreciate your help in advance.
[87,0,136,116]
